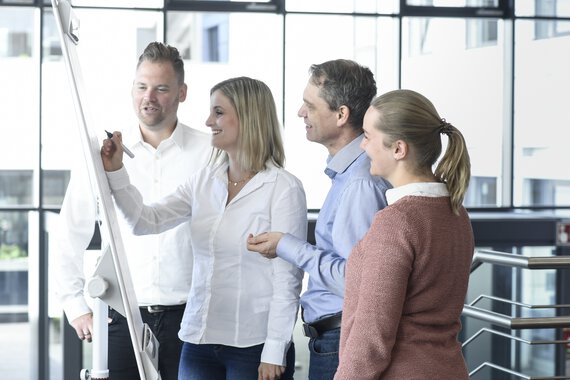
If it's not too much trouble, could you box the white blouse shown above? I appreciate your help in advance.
[107,160,307,366]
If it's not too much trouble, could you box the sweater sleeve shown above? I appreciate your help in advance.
[335,210,414,380]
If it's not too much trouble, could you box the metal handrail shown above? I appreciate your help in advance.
[471,249,570,273]
[469,362,570,379]
[462,304,570,329]
[465,249,570,378]
[469,294,570,310]
[462,327,569,348]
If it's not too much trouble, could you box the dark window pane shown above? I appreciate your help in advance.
[43,170,71,207]
[0,171,33,206]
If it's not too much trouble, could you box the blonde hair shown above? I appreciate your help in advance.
[371,89,471,214]
[209,77,285,171]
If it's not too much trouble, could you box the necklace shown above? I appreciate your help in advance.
[228,172,254,187]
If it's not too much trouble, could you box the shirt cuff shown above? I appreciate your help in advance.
[260,338,290,366]
[276,233,304,265]
[106,165,130,191]
[63,296,92,323]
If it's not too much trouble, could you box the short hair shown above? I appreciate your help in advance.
[370,89,471,214]
[309,59,376,132]
[209,77,285,172]
[137,42,185,84]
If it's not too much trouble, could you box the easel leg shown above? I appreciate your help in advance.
[82,298,109,379]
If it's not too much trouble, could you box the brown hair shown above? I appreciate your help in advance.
[137,42,185,84]
[309,59,376,132]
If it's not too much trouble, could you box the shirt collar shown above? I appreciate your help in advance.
[211,160,278,185]
[325,134,365,179]
[167,121,185,150]
[386,182,449,205]
[122,121,184,152]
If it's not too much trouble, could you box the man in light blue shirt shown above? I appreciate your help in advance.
[248,59,391,379]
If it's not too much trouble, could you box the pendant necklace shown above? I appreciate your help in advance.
[228,173,253,187]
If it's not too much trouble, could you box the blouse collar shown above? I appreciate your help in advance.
[386,182,449,205]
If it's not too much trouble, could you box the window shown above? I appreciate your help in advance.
[406,0,499,7]
[514,19,570,206]
[202,14,229,62]
[3,1,570,378]
[43,170,71,207]
[466,18,498,48]
[0,171,33,206]
[286,0,395,13]
[70,0,163,7]
[535,0,570,39]
[205,25,219,61]
[402,16,505,207]
[166,11,283,137]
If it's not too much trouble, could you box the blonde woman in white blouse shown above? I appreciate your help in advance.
[102,77,307,380]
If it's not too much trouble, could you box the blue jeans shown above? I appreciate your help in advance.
[308,328,340,380]
[178,342,295,380]
[107,307,184,380]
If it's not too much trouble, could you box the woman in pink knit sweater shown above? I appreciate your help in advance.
[334,89,473,380]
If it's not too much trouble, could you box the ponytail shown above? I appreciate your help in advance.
[434,120,471,215]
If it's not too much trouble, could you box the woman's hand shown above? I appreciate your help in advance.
[258,362,286,380]
[100,130,124,172]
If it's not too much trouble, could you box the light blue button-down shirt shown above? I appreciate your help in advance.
[277,134,391,323]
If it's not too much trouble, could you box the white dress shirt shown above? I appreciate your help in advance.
[54,122,211,323]
[106,160,307,366]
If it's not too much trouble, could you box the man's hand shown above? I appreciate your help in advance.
[100,131,124,172]
[247,232,283,259]
[71,313,93,343]
[258,362,285,380]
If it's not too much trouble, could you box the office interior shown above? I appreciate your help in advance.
[1,0,570,379]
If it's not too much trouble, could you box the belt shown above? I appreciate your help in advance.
[141,304,186,314]
[302,312,342,338]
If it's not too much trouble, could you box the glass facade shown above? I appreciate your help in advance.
[1,0,570,378]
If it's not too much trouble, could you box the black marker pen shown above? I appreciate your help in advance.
[105,130,135,159]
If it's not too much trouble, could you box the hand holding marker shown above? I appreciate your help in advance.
[105,130,135,159]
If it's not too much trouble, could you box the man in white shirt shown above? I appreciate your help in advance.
[54,41,211,380]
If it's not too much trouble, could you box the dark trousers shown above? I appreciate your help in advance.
[107,307,184,380]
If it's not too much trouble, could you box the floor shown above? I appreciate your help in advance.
[0,320,309,380]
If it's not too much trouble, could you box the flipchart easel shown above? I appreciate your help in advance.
[51,1,159,378]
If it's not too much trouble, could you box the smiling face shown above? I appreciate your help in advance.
[131,60,186,132]
[205,90,240,155]
[361,106,395,179]
[297,80,341,150]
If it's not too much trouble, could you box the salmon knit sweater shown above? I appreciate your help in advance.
[335,195,474,380]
